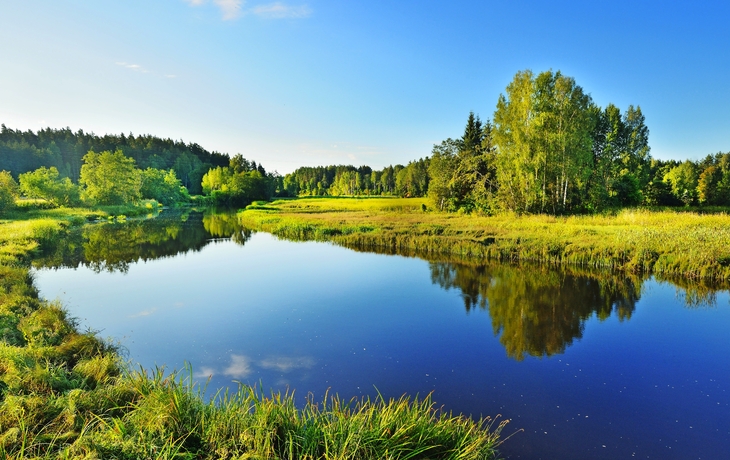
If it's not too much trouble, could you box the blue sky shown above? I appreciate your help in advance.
[1,1,728,174]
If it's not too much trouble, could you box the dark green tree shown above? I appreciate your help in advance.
[140,168,189,206]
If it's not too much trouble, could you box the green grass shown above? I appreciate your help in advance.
[0,205,507,459]
[240,197,730,282]
[6,367,505,459]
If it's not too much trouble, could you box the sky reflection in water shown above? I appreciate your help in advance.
[32,213,730,460]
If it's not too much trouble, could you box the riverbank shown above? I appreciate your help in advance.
[0,206,505,459]
[239,197,730,281]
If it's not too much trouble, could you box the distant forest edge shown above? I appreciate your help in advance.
[2,69,729,214]
[0,124,229,195]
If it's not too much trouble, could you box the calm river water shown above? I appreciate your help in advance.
[32,211,730,459]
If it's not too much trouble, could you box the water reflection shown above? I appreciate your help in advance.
[34,211,729,362]
[430,262,640,360]
[193,353,316,381]
[203,212,252,245]
[35,210,250,273]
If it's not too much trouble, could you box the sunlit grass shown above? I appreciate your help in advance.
[0,365,506,459]
[240,198,730,281]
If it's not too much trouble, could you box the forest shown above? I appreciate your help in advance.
[0,128,282,210]
[1,69,729,216]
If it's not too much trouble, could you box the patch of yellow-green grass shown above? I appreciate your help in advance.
[240,198,730,281]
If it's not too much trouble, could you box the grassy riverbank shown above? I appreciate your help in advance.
[240,197,730,281]
[0,206,506,459]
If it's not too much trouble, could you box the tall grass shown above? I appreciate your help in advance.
[0,364,507,459]
[240,198,730,281]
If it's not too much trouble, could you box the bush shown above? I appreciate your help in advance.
[0,170,19,213]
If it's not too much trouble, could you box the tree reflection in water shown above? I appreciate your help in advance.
[430,261,641,360]
[34,210,251,273]
[203,211,252,245]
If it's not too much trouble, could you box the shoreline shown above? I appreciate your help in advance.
[239,197,730,282]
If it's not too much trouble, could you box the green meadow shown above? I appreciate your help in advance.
[240,197,730,282]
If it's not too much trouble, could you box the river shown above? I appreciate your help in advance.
[31,211,730,459]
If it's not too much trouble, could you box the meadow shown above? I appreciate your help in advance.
[0,205,506,459]
[240,197,730,282]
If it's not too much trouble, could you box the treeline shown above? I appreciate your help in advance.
[200,154,282,206]
[2,150,191,208]
[428,70,729,213]
[650,154,730,206]
[0,150,282,211]
[0,125,228,194]
[282,160,429,197]
[427,70,654,213]
[0,126,283,210]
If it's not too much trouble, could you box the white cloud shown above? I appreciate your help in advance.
[184,0,243,20]
[116,62,149,73]
[214,0,244,20]
[252,2,311,18]
[129,308,156,318]
[223,354,252,378]
[194,366,216,379]
[115,61,177,79]
[260,356,315,372]
[182,0,310,20]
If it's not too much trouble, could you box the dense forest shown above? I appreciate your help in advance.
[0,126,281,209]
[0,125,229,194]
[282,160,429,197]
[1,69,729,214]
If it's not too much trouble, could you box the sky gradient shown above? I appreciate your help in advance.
[1,0,728,174]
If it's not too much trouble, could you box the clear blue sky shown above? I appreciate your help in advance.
[1,0,728,174]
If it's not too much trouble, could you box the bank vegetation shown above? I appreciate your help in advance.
[240,197,730,282]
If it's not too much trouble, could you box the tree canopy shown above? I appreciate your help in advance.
[0,125,228,194]
[18,166,81,207]
[79,150,142,205]
[3,68,727,213]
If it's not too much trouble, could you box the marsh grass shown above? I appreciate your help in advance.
[0,363,507,459]
[0,206,507,459]
[240,198,730,281]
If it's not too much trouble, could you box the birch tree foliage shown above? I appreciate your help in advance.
[427,139,460,211]
[493,70,537,212]
[493,70,594,213]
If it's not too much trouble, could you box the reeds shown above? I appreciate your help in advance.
[1,365,507,459]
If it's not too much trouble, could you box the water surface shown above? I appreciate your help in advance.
[33,212,730,459]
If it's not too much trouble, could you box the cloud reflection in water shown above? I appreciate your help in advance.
[196,353,316,381]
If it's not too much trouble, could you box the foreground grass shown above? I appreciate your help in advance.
[0,205,506,459]
[240,197,730,281]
